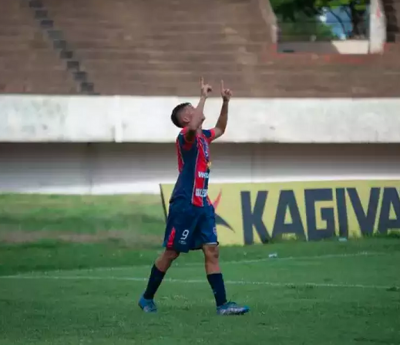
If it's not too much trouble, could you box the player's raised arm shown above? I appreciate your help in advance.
[213,80,232,140]
[185,78,212,142]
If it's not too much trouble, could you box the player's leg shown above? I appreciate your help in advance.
[202,244,227,306]
[198,207,249,315]
[139,201,197,312]
[139,248,180,312]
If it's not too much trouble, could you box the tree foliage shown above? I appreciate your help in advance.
[271,0,369,39]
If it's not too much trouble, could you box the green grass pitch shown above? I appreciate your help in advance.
[0,194,399,345]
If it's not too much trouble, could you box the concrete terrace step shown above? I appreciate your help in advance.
[80,60,267,73]
[1,0,399,96]
[54,26,269,38]
[0,52,66,63]
[0,0,79,94]
[79,56,400,74]
[59,28,271,39]
[77,49,245,62]
[91,79,400,98]
[44,0,251,11]
[67,42,267,54]
[2,84,78,94]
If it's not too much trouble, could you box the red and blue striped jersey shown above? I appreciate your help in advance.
[170,127,216,207]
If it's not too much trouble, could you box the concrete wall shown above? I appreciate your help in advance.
[1,96,400,143]
[278,41,370,54]
[0,143,398,194]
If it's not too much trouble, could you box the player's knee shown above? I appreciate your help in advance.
[163,249,180,262]
[156,249,180,271]
[203,245,219,263]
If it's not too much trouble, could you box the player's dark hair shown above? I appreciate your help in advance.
[171,102,190,128]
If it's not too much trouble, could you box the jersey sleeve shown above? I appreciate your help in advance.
[202,129,216,143]
[178,127,197,151]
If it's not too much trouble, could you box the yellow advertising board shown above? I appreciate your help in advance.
[160,180,400,245]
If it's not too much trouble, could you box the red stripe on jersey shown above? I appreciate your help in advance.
[191,148,201,206]
[192,138,209,207]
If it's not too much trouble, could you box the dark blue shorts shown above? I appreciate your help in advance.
[163,199,218,253]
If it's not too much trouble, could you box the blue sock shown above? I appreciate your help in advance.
[207,273,227,307]
[143,264,165,300]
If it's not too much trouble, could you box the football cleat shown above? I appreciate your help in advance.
[217,301,249,315]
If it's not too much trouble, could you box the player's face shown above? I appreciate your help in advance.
[181,105,205,129]
[183,105,195,119]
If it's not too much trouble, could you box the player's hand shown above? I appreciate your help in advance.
[200,77,212,98]
[221,80,232,102]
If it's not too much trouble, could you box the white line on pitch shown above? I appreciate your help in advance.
[0,274,397,290]
[16,251,385,276]
[211,251,385,265]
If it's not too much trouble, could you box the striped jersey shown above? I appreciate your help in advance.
[170,127,215,207]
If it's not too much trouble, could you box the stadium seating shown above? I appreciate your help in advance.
[1,0,399,97]
[0,0,77,94]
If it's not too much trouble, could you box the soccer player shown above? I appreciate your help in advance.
[138,78,249,315]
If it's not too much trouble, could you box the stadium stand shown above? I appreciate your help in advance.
[0,0,77,94]
[1,0,400,96]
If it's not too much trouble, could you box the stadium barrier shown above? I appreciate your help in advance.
[0,95,399,195]
[160,180,400,245]
[0,95,400,143]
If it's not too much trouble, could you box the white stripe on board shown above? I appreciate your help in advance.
[0,274,396,290]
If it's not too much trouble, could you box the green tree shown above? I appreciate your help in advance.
[277,10,338,41]
[316,0,368,38]
[271,0,368,40]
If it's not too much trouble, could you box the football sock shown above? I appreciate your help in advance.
[207,273,227,307]
[143,264,166,300]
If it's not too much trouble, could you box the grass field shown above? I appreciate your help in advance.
[1,194,400,345]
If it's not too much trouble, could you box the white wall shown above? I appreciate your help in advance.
[1,96,400,143]
[369,0,386,53]
[0,143,399,194]
[278,41,370,54]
